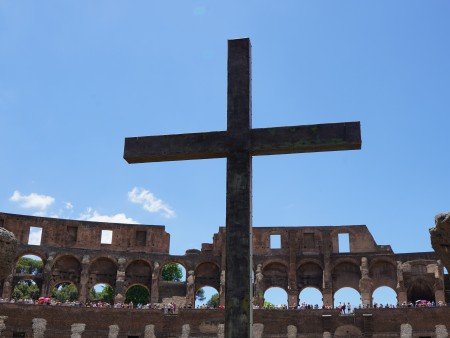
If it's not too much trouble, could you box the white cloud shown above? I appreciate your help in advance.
[128,187,175,218]
[65,202,74,210]
[10,191,55,210]
[79,208,139,224]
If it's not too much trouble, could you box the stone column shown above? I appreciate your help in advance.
[322,292,333,308]
[114,258,126,304]
[1,273,13,301]
[70,323,86,338]
[108,324,119,338]
[186,271,195,307]
[396,261,406,306]
[144,324,156,338]
[151,262,160,304]
[359,257,373,307]
[436,325,449,338]
[253,265,264,307]
[219,270,226,307]
[181,324,190,338]
[0,316,7,337]
[217,324,225,338]
[287,290,298,309]
[400,323,412,338]
[40,255,55,297]
[0,227,17,280]
[32,318,47,338]
[287,325,297,338]
[253,323,264,338]
[397,291,407,305]
[323,332,332,338]
[78,255,90,303]
[322,253,333,308]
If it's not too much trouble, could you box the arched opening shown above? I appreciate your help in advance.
[333,287,361,312]
[262,262,288,290]
[332,261,361,291]
[15,255,43,276]
[334,325,362,338]
[407,279,435,303]
[125,284,150,306]
[89,283,115,304]
[370,261,396,289]
[51,282,79,303]
[297,262,323,290]
[52,255,82,286]
[12,279,40,301]
[298,287,323,309]
[88,257,117,287]
[194,262,220,292]
[195,286,219,308]
[159,262,187,302]
[372,286,397,307]
[263,287,288,309]
[125,260,152,288]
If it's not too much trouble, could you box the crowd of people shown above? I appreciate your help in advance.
[0,297,446,313]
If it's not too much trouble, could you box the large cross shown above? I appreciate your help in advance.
[123,38,361,337]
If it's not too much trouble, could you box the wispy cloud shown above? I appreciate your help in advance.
[65,202,74,210]
[10,191,55,211]
[79,208,139,224]
[128,187,175,218]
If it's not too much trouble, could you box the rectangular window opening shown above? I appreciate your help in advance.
[270,234,281,249]
[338,233,350,253]
[28,226,42,245]
[67,226,78,244]
[101,230,113,244]
[136,230,147,246]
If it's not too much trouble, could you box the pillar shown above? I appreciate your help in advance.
[322,292,333,308]
[181,324,190,338]
[144,324,156,338]
[436,325,449,338]
[1,274,13,300]
[435,289,446,305]
[287,325,297,338]
[186,271,195,307]
[288,290,298,309]
[151,262,160,304]
[0,316,7,337]
[253,323,264,338]
[219,270,225,307]
[32,318,47,338]
[70,323,86,338]
[108,324,119,338]
[397,291,407,305]
[114,257,126,304]
[78,255,90,303]
[217,324,225,338]
[400,323,412,338]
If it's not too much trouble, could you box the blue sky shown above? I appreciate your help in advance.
[2,1,449,305]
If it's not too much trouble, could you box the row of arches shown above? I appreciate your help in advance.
[263,286,399,308]
[8,254,438,307]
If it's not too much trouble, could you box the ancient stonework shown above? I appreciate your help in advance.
[181,324,190,338]
[0,227,17,279]
[253,323,264,338]
[217,324,225,338]
[323,332,332,338]
[0,316,7,337]
[144,324,156,338]
[430,212,450,271]
[287,324,297,338]
[32,318,47,338]
[108,324,119,338]
[400,323,413,338]
[436,325,449,338]
[70,323,86,338]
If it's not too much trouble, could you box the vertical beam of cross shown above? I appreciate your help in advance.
[225,38,253,337]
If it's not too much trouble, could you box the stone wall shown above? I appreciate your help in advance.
[0,304,449,337]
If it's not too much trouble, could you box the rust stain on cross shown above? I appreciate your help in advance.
[123,38,362,338]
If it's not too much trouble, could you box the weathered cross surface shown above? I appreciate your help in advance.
[123,38,361,338]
